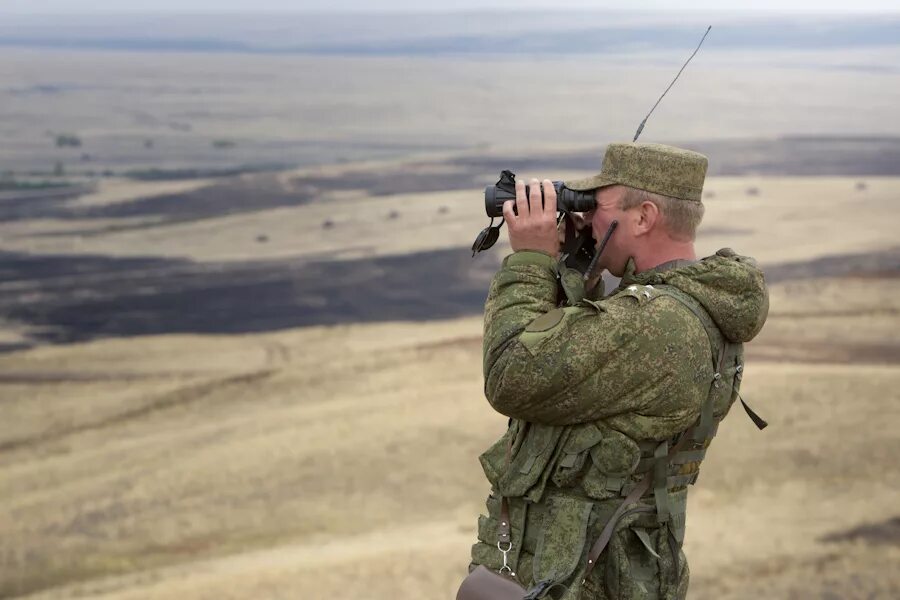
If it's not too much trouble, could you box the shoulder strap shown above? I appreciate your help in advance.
[652,284,727,442]
[651,284,726,374]
[495,434,514,575]
[653,284,767,438]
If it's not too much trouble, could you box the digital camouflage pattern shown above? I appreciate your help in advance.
[470,248,768,599]
[564,143,708,202]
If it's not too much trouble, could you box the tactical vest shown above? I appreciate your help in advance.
[471,283,766,599]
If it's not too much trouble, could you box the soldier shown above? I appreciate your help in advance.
[465,143,769,599]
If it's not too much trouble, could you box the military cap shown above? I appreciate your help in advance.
[565,142,708,202]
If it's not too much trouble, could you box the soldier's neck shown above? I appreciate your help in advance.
[632,240,696,274]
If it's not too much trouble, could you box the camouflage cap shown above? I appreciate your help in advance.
[564,142,708,202]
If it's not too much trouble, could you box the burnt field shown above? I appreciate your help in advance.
[0,248,498,348]
[0,244,896,351]
[1,138,899,352]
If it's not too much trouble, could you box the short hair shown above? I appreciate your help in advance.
[619,186,704,241]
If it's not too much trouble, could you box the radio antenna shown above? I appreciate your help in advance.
[632,25,711,142]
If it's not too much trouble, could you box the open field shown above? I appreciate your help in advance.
[2,30,900,599]
[1,268,898,599]
[1,164,899,598]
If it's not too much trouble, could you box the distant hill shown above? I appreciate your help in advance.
[1,12,899,57]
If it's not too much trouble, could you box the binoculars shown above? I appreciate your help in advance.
[484,179,596,218]
[472,170,600,259]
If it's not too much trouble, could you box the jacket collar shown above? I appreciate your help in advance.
[617,257,698,291]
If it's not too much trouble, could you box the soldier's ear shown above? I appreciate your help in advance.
[634,200,659,236]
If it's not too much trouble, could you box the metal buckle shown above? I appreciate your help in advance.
[497,541,515,576]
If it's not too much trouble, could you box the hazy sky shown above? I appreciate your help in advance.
[5,0,900,12]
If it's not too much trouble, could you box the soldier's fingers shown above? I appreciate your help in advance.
[515,179,529,218]
[529,178,542,216]
[542,179,556,216]
[502,199,516,225]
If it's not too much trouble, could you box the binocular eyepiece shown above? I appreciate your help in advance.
[484,180,596,218]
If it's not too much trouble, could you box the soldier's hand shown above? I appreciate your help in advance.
[502,178,560,258]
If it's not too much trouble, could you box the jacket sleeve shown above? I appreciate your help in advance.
[482,251,706,428]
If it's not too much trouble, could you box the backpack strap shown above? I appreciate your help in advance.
[652,284,766,433]
[651,284,725,442]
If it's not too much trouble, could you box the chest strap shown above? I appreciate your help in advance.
[581,430,697,585]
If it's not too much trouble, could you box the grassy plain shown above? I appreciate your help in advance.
[1,172,899,598]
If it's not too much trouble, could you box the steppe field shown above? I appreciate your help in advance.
[2,16,900,600]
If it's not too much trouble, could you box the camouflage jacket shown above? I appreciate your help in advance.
[470,248,768,600]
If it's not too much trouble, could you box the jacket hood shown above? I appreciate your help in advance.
[621,248,769,342]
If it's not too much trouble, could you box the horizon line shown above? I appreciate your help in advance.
[5,8,900,15]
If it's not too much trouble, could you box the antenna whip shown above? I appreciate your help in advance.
[633,25,711,142]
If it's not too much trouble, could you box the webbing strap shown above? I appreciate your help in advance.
[638,445,706,470]
[581,474,654,585]
[496,433,514,571]
[667,472,700,488]
[739,393,769,430]
[670,448,706,464]
[694,390,716,443]
[498,498,511,546]
[652,285,728,443]
[652,285,724,374]
[667,529,682,581]
[653,440,671,523]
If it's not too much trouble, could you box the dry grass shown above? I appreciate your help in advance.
[0,318,489,597]
[2,240,900,598]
